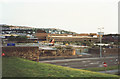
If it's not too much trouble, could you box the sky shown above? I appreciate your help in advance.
[0,0,119,34]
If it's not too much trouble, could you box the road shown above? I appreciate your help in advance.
[98,69,118,74]
[40,56,118,69]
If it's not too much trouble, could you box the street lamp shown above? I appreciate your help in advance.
[98,27,104,58]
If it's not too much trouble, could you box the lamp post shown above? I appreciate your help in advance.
[98,27,104,58]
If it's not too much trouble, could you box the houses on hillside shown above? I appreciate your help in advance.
[1,24,119,45]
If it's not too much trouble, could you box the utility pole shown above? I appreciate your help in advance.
[98,27,104,58]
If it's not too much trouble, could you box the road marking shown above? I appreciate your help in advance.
[82,61,87,63]
[84,65,88,66]
[89,61,100,64]
[82,60,91,63]
[99,65,103,67]
[89,63,96,64]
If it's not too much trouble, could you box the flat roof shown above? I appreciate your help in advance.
[39,47,57,50]
[49,36,98,38]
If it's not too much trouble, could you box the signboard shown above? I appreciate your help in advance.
[7,43,15,46]
[103,62,107,67]
[1,53,5,56]
[98,32,104,35]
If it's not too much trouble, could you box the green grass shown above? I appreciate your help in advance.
[83,65,118,71]
[2,57,119,78]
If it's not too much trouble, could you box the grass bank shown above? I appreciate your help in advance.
[2,57,119,78]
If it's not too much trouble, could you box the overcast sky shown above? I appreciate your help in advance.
[0,0,119,34]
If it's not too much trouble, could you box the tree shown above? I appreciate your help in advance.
[8,36,27,41]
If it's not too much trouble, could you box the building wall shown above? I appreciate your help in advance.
[35,33,48,41]
[88,48,118,56]
[102,34,120,43]
[48,36,99,42]
[47,33,99,43]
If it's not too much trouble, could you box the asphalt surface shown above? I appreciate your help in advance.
[40,56,118,69]
[98,69,118,74]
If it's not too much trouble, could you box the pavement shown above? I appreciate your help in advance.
[40,56,118,71]
[98,69,118,74]
[40,56,118,63]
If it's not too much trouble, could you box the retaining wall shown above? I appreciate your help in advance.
[2,46,74,61]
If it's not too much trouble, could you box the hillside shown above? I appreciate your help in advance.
[2,57,119,78]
